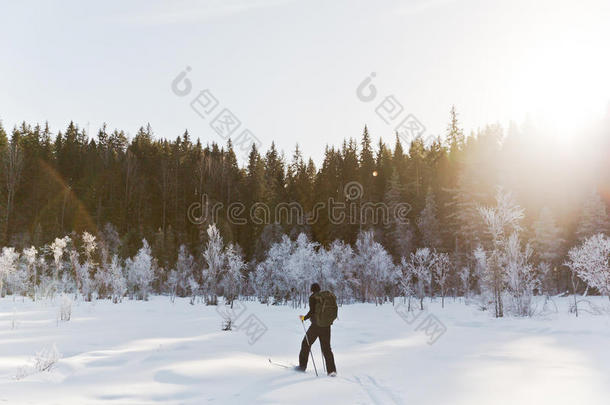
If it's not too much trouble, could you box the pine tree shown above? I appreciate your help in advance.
[2,129,24,243]
[531,206,563,263]
[417,188,442,249]
[359,126,375,199]
[243,144,266,257]
[446,105,465,154]
[383,169,413,258]
[576,190,609,241]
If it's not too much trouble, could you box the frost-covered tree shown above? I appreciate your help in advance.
[402,247,434,310]
[458,266,471,298]
[287,233,319,306]
[565,233,610,299]
[187,276,200,305]
[167,269,180,303]
[0,247,20,296]
[202,224,225,305]
[222,243,245,306]
[175,244,195,298]
[100,223,121,257]
[576,191,609,241]
[473,246,492,308]
[72,251,93,301]
[504,233,537,316]
[126,239,154,300]
[50,236,70,281]
[254,235,293,304]
[73,232,97,300]
[354,231,397,304]
[319,240,353,303]
[432,251,451,308]
[82,232,97,263]
[108,255,126,303]
[94,254,126,303]
[478,188,524,317]
[22,246,37,298]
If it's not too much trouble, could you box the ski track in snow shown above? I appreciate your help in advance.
[352,375,403,405]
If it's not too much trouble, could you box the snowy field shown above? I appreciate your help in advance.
[1,296,610,405]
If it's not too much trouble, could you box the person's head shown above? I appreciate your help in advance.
[310,283,320,293]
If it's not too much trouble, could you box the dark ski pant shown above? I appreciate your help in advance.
[299,324,336,373]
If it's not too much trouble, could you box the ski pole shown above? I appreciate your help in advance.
[301,319,318,376]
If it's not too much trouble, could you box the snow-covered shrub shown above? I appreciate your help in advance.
[126,239,154,300]
[15,344,61,380]
[34,344,61,372]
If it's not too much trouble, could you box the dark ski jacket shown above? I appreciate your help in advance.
[303,293,318,326]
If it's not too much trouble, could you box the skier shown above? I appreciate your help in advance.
[297,282,337,376]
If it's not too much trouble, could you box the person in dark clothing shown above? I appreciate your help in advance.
[297,282,337,376]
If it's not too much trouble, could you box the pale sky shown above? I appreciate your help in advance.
[1,0,609,164]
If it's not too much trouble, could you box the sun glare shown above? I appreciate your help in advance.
[512,34,610,138]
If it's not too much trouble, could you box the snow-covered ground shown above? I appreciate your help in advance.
[1,296,610,405]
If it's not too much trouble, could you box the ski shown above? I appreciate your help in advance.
[268,358,298,370]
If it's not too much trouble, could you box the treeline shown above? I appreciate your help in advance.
[0,108,608,293]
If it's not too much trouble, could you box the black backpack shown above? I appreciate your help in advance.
[313,291,338,327]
